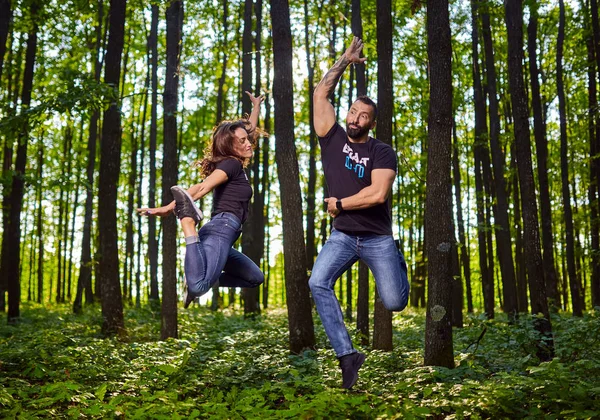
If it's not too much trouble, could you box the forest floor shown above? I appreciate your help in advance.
[0,303,599,419]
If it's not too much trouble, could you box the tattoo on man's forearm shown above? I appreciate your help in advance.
[315,56,351,97]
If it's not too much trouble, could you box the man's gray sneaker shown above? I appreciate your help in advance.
[170,186,203,225]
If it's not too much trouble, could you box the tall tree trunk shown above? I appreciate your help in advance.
[471,0,493,318]
[136,36,150,308]
[161,0,182,339]
[588,5,600,309]
[352,0,365,96]
[212,0,230,310]
[356,260,369,345]
[241,0,262,315]
[304,0,318,270]
[424,0,454,368]
[74,0,103,314]
[373,0,393,352]
[1,0,40,323]
[124,98,138,304]
[528,3,560,310]
[504,0,553,360]
[262,46,272,310]
[270,0,315,353]
[0,0,11,81]
[557,0,583,317]
[480,2,517,320]
[98,0,126,336]
[36,145,44,303]
[146,3,160,304]
[452,123,472,313]
[511,142,528,312]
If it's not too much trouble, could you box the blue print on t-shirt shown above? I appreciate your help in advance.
[345,155,365,178]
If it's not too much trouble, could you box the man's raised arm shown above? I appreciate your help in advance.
[313,36,366,137]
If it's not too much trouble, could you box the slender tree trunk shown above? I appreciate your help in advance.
[147,3,159,303]
[373,0,393,351]
[270,0,315,353]
[262,47,272,310]
[356,260,369,345]
[453,123,472,313]
[352,0,366,96]
[471,0,493,318]
[2,0,40,323]
[241,0,262,315]
[480,3,518,320]
[557,0,582,317]
[74,1,103,314]
[587,7,600,309]
[504,0,553,360]
[161,0,183,340]
[304,0,318,270]
[528,1,560,310]
[424,0,454,368]
[511,143,528,312]
[212,0,230,310]
[0,0,11,82]
[36,145,44,303]
[98,0,126,336]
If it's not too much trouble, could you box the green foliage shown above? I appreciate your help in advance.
[1,305,599,418]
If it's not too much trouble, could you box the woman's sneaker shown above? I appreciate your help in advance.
[182,279,196,309]
[170,186,203,225]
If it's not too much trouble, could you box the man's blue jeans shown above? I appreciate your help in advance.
[185,212,264,298]
[309,229,410,357]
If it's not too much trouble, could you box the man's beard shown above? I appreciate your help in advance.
[346,123,370,139]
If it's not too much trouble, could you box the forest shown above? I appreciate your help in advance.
[1,0,600,417]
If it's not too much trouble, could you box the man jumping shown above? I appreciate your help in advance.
[309,36,410,389]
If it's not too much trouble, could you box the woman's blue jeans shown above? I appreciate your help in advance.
[185,212,264,298]
[308,229,410,357]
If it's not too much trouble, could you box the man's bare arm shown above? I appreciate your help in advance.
[313,37,366,137]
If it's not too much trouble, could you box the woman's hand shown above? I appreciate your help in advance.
[245,91,265,108]
[137,204,173,218]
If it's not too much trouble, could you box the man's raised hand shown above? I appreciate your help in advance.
[343,37,367,65]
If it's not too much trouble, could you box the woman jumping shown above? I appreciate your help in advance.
[138,92,265,307]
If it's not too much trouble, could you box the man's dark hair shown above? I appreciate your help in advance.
[355,95,378,120]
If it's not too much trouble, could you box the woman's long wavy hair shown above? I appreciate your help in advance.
[196,119,262,178]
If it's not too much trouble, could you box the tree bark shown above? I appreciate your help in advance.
[1,0,40,323]
[356,260,369,345]
[352,0,366,96]
[527,1,560,310]
[587,4,600,309]
[98,0,126,336]
[511,142,528,312]
[452,122,472,313]
[504,0,553,360]
[557,0,583,317]
[372,0,394,351]
[470,0,493,318]
[161,0,183,339]
[480,2,518,320]
[147,3,160,303]
[304,0,318,270]
[424,0,454,368]
[240,0,262,315]
[36,146,44,303]
[270,0,315,353]
[0,0,11,81]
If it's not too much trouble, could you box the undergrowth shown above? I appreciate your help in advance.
[0,304,599,419]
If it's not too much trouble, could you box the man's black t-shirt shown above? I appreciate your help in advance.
[211,158,252,223]
[319,123,397,235]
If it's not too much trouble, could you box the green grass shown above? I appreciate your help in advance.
[1,303,599,418]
